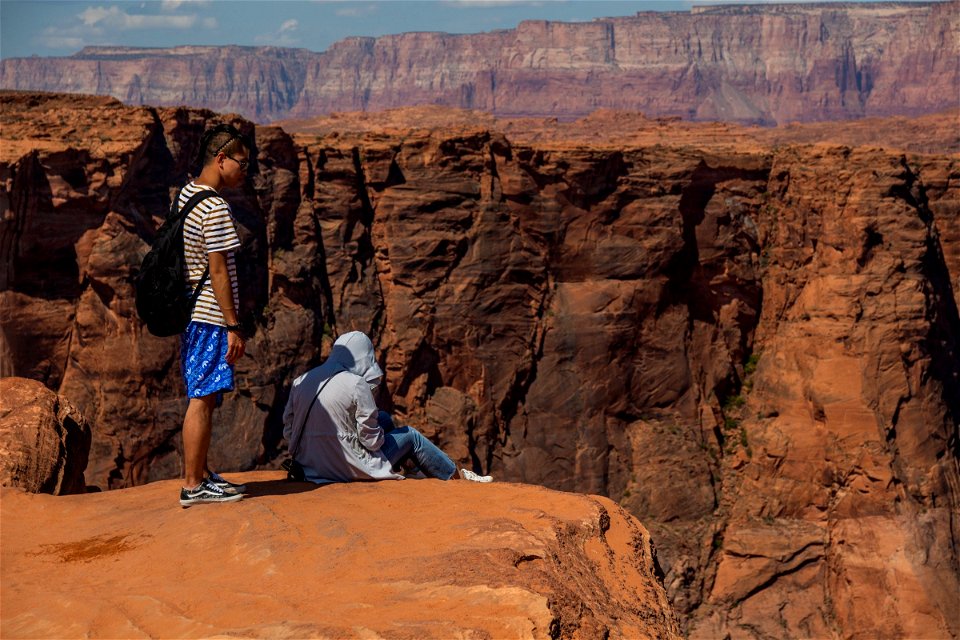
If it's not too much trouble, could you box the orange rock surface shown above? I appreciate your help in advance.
[0,473,680,639]
[281,106,960,156]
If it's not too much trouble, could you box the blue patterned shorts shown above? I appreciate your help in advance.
[180,321,234,400]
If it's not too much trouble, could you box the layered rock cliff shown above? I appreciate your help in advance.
[1,91,957,637]
[2,1,957,125]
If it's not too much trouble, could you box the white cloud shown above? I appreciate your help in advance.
[34,21,105,51]
[255,18,301,46]
[442,0,547,6]
[334,4,378,17]
[79,6,199,29]
[32,5,216,53]
[34,34,88,51]
[160,0,213,10]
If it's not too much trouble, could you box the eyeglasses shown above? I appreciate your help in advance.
[224,155,249,171]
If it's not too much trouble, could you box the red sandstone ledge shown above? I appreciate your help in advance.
[0,472,681,639]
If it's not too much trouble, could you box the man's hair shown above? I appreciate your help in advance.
[197,123,249,168]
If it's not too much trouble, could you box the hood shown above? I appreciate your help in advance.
[327,331,383,388]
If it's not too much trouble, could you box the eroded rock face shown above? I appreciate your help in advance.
[1,1,957,125]
[686,147,960,639]
[299,117,959,638]
[1,93,957,638]
[0,473,682,639]
[0,377,91,494]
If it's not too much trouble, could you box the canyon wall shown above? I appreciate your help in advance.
[1,92,957,637]
[2,2,958,125]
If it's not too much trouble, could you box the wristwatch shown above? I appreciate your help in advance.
[225,323,242,332]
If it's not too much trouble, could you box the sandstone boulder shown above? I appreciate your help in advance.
[0,377,90,494]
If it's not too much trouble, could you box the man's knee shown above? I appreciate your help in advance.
[377,410,397,433]
[394,425,417,439]
[187,394,217,417]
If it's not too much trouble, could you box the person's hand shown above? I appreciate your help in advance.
[226,329,246,365]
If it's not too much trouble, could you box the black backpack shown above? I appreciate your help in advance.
[135,188,218,337]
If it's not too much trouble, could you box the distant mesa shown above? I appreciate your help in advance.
[1,1,956,125]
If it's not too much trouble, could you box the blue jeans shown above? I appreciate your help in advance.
[378,414,456,480]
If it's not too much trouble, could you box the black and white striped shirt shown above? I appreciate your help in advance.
[180,182,241,326]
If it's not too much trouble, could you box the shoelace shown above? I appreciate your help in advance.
[202,479,225,494]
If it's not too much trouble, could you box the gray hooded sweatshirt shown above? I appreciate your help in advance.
[282,331,402,483]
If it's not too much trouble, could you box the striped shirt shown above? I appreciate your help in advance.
[180,182,241,326]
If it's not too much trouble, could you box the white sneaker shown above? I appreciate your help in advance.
[459,468,493,483]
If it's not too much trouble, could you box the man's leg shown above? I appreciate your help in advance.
[183,394,216,488]
[377,410,397,433]
[381,426,457,480]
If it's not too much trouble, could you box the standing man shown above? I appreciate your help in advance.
[178,123,251,506]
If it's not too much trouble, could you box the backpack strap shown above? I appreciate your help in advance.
[173,188,220,309]
[290,371,344,460]
[168,188,220,223]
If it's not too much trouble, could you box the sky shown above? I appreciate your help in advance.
[1,0,930,60]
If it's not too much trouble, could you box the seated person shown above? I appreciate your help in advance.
[282,331,492,484]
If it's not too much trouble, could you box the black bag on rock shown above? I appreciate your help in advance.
[280,458,306,482]
[135,188,218,337]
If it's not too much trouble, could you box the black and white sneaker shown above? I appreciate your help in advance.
[207,471,247,494]
[180,478,244,507]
